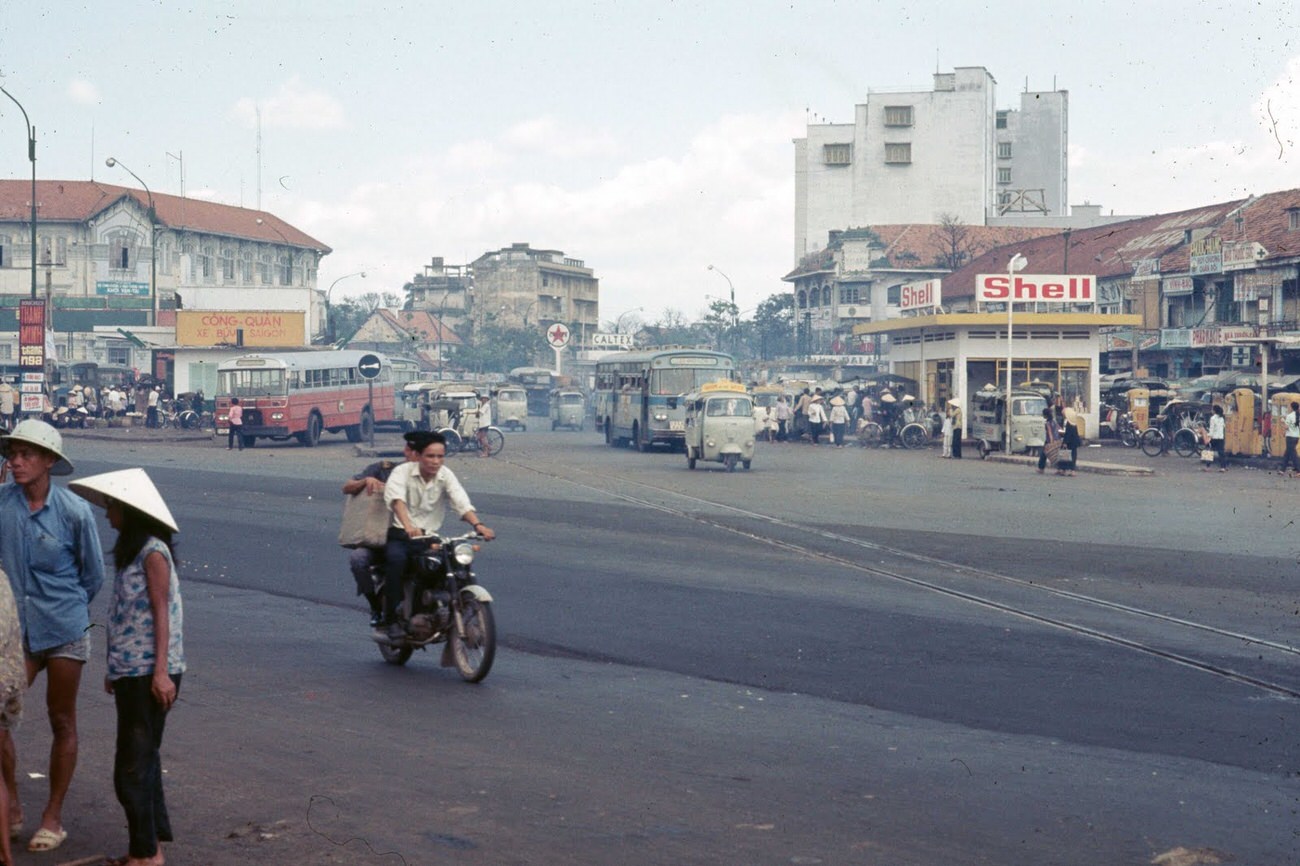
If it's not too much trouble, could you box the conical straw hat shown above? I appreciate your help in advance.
[69,468,179,532]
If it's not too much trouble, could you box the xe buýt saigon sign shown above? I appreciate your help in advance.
[175,310,306,347]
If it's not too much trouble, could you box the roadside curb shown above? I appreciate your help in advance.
[59,429,215,444]
[985,453,1155,477]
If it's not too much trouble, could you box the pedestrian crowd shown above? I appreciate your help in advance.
[751,383,960,453]
[0,420,185,866]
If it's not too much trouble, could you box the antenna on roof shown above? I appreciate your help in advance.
[256,105,262,211]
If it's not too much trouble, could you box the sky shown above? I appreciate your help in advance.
[2,0,1299,328]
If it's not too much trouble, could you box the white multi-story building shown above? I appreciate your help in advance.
[793,67,1069,263]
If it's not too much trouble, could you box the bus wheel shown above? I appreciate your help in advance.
[300,412,323,447]
[346,410,373,443]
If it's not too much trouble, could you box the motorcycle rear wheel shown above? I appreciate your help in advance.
[451,596,496,682]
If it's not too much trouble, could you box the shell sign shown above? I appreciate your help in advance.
[175,310,306,347]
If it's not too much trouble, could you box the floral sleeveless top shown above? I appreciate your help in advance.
[107,537,185,681]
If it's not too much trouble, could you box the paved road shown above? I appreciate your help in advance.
[5,425,1296,865]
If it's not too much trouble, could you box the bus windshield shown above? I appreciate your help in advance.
[652,368,730,396]
[219,368,287,398]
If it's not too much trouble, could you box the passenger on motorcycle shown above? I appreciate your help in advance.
[378,431,495,643]
[341,435,419,626]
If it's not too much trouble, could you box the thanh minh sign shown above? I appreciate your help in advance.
[175,310,306,347]
[976,274,1095,304]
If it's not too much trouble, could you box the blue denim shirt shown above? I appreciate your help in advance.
[0,482,106,654]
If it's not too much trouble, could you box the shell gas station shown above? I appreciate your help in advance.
[851,271,1141,441]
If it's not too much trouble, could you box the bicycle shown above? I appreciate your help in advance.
[856,417,930,450]
[1139,423,1202,458]
[435,425,505,457]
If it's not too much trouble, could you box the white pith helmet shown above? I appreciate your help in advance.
[2,419,74,476]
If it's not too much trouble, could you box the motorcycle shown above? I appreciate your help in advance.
[368,531,497,682]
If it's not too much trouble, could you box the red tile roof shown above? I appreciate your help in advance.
[377,309,463,345]
[0,180,330,252]
[941,198,1254,298]
[785,223,1060,279]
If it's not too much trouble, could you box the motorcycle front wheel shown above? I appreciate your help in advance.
[378,639,413,666]
[451,596,496,682]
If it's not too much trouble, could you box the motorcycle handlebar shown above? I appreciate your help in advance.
[408,531,489,544]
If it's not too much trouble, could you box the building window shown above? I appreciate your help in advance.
[241,251,253,283]
[259,254,273,285]
[997,142,1012,159]
[839,285,860,304]
[883,106,913,127]
[996,111,1008,129]
[821,285,832,306]
[279,254,294,286]
[884,143,912,164]
[1289,209,1300,231]
[0,234,9,267]
[111,237,132,270]
[998,167,1012,185]
[107,346,130,365]
[200,245,215,281]
[823,143,852,165]
[221,247,236,282]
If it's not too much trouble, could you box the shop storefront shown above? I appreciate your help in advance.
[853,311,1141,438]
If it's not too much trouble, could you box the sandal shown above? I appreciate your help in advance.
[27,827,67,852]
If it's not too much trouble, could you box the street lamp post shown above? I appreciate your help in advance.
[105,157,157,326]
[614,306,644,334]
[1005,253,1028,453]
[1,86,37,300]
[706,265,738,353]
[325,271,366,343]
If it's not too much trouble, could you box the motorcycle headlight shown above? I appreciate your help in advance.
[453,541,475,565]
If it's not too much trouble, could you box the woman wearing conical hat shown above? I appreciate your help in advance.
[70,469,184,866]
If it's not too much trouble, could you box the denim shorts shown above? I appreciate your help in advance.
[26,633,92,664]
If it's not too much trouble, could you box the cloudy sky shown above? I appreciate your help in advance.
[2,1,1298,325]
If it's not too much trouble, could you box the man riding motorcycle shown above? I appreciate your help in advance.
[341,435,418,626]
[378,430,495,643]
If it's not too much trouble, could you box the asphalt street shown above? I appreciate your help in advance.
[2,424,1296,865]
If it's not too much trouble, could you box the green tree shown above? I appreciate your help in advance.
[455,319,544,375]
[751,293,795,359]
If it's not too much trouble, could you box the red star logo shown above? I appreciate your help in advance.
[549,325,569,344]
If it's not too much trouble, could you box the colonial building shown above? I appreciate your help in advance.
[0,179,329,384]
[793,66,1072,262]
[470,243,600,347]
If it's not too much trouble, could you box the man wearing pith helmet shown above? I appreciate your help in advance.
[0,419,105,853]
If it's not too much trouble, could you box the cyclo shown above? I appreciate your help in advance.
[683,381,755,471]
[422,386,505,456]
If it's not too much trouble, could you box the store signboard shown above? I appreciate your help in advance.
[95,280,150,297]
[18,299,45,370]
[175,310,306,347]
[1162,275,1194,296]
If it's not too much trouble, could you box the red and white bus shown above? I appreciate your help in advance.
[215,350,395,447]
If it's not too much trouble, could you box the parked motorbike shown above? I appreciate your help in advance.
[368,531,496,682]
